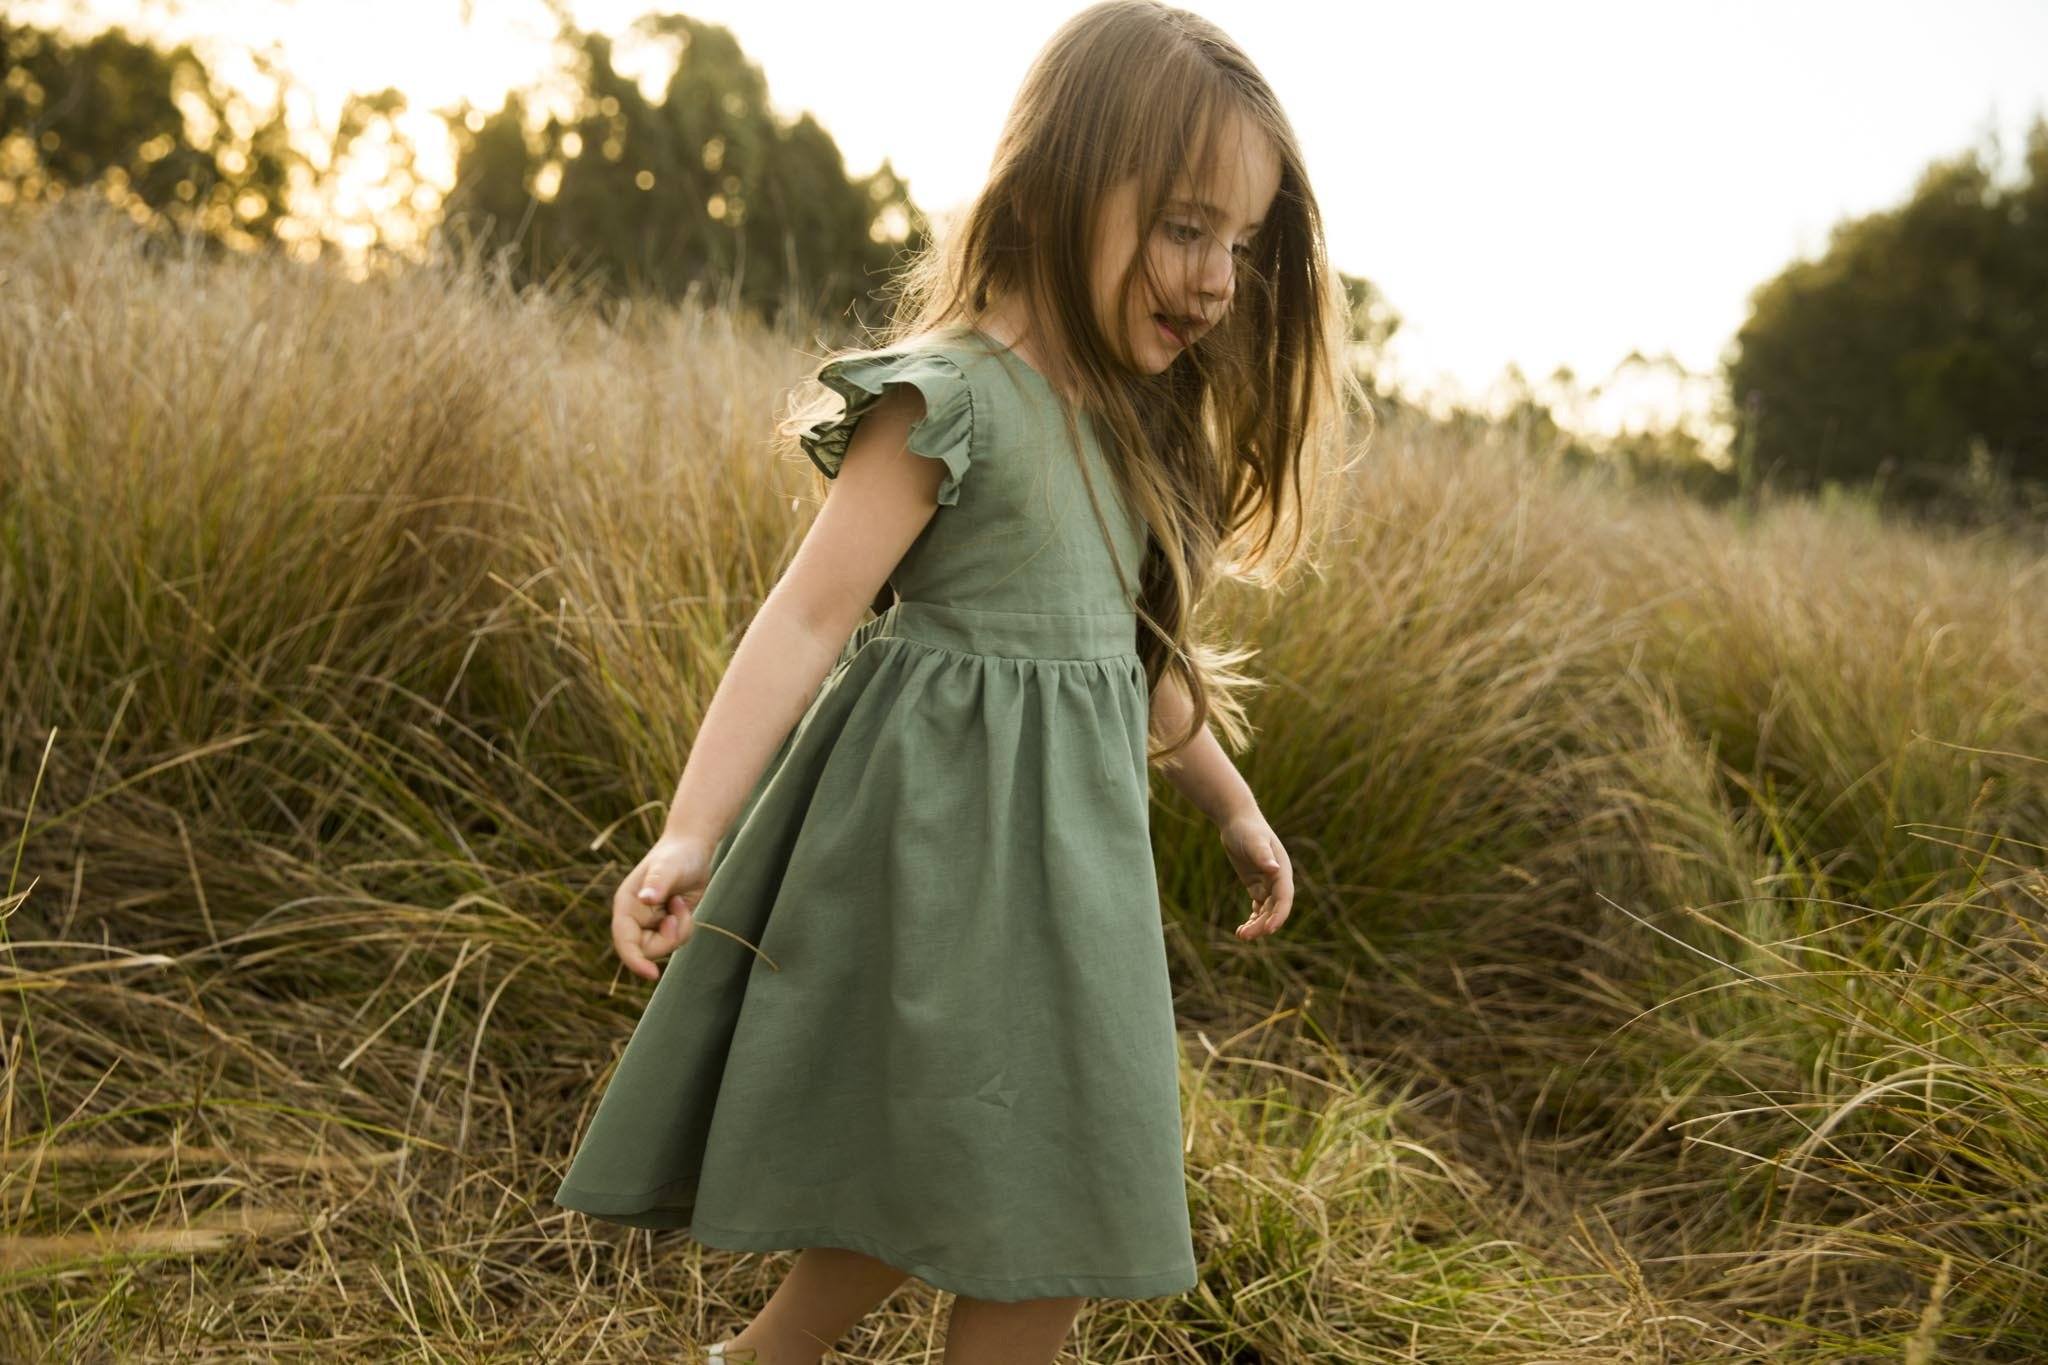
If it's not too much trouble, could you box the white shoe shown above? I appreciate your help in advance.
[705,1344,725,1362]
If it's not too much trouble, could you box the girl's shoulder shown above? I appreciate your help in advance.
[799,332,985,506]
[842,324,1019,383]
[797,324,1071,505]
[811,324,1053,421]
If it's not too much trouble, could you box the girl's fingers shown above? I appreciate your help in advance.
[646,911,687,957]
[1227,832,1288,938]
[612,925,658,979]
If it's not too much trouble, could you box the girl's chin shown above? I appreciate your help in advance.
[1114,321,1184,373]
[1133,330,1179,368]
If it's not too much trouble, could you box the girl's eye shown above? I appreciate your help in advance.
[1165,221,1255,260]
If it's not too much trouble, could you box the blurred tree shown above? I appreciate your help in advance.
[1341,270,1402,356]
[0,15,425,260]
[1727,115,2048,507]
[0,15,303,247]
[438,12,921,333]
[1339,269,1406,418]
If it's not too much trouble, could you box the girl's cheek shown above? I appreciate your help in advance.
[1140,248,1173,297]
[1157,242,1194,288]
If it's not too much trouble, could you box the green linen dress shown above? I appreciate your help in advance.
[551,324,1199,1303]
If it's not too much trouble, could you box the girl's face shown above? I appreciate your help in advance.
[1091,111,1283,375]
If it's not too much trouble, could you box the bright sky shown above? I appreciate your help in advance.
[21,0,2048,450]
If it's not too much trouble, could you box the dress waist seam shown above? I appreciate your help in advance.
[843,598,1140,664]
[889,598,1138,620]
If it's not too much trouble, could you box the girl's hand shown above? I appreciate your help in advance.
[1220,809,1294,941]
[611,830,715,980]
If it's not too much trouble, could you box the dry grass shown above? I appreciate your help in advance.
[1,196,2043,1362]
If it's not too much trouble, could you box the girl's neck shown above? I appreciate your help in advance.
[969,300,1074,398]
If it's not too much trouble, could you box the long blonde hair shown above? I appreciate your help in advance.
[779,0,1363,764]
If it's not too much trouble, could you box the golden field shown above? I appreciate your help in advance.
[2,197,2044,1362]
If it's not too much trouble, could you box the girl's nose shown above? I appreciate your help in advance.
[1199,241,1236,308]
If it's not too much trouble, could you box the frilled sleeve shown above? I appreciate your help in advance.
[797,348,977,507]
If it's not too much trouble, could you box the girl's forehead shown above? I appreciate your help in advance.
[1168,151,1280,226]
[1168,114,1281,220]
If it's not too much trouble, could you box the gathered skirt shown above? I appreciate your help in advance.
[552,600,1200,1302]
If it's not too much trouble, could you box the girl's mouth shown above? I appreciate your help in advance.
[1153,314,1188,347]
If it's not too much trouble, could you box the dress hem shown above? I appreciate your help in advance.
[553,1187,1198,1303]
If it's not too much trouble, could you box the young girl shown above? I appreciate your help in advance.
[554,3,1353,1360]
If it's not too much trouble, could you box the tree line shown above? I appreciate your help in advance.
[3,12,2042,524]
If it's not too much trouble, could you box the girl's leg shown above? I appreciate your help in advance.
[715,1247,909,1364]
[940,1294,1086,1365]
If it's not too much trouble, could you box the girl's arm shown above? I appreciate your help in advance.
[1150,670,1297,941]
[615,382,948,977]
[1149,671,1255,825]
[657,383,944,851]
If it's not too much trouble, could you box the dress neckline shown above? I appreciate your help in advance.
[964,326,1061,398]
